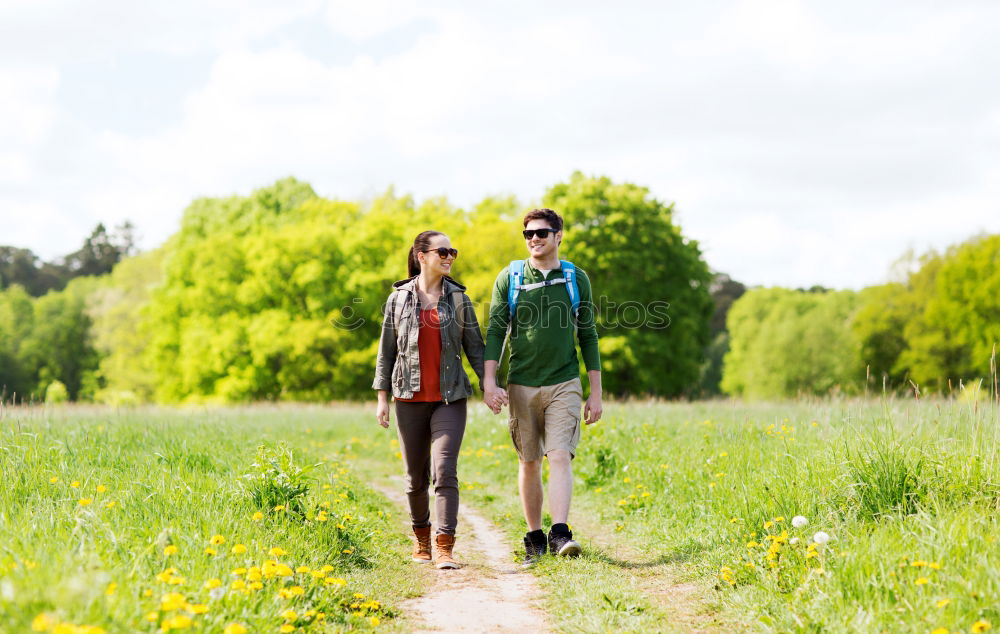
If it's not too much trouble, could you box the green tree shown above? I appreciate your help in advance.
[0,285,35,400]
[87,249,165,403]
[899,235,1000,392]
[722,288,861,398]
[544,172,713,397]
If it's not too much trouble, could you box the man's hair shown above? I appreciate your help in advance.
[522,208,563,232]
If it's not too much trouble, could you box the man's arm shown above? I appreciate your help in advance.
[576,270,602,424]
[483,268,511,412]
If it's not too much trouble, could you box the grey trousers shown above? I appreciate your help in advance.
[394,399,467,535]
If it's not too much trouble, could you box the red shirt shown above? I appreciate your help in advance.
[398,308,442,402]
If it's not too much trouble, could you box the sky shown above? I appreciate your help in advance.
[2,0,998,289]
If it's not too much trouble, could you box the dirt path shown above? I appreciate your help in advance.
[373,479,551,633]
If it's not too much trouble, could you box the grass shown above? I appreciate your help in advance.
[3,398,999,633]
[0,405,418,633]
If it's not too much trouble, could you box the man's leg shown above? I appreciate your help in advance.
[542,378,583,557]
[518,459,544,531]
[546,449,572,525]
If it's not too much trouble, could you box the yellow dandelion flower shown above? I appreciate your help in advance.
[163,545,178,556]
[71,481,80,488]
[105,582,117,596]
[222,625,247,634]
[49,477,59,484]
[324,577,347,586]
[210,535,225,545]
[144,611,158,622]
[160,592,187,611]
[160,614,192,630]
[930,629,948,634]
[972,621,992,633]
[279,626,294,634]
[269,547,287,557]
[353,592,366,599]
[763,521,774,529]
[274,505,285,512]
[96,485,107,493]
[320,565,335,573]
[78,498,93,506]
[204,578,222,590]
[105,501,117,509]
[186,604,208,615]
[929,562,942,570]
[936,599,950,608]
[232,567,247,576]
[231,544,247,555]
[915,577,929,585]
[252,512,264,521]
[296,566,310,573]
[911,560,928,567]
[247,567,262,581]
[370,616,380,627]
[231,580,246,590]
[204,547,217,556]
[31,613,55,631]
[281,609,297,620]
[342,548,353,554]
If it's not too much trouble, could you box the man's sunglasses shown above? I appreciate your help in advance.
[522,228,557,239]
[422,247,459,259]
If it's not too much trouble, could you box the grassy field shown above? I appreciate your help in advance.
[2,399,999,633]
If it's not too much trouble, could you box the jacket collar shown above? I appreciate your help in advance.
[392,275,466,294]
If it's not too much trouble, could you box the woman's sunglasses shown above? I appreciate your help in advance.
[522,228,557,239]
[422,247,459,259]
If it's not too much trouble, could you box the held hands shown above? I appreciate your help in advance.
[583,393,603,425]
[483,384,508,415]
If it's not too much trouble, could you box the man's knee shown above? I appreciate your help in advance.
[519,459,542,474]
[546,449,571,468]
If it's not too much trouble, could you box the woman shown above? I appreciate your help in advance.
[372,230,486,569]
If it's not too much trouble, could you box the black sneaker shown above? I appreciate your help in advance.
[522,534,547,566]
[548,528,581,557]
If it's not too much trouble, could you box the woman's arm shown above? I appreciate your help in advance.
[459,294,486,388]
[372,293,398,394]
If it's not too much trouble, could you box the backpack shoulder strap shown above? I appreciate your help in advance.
[560,260,580,317]
[507,260,525,317]
[451,291,464,331]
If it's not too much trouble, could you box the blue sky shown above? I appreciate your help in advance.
[2,0,998,288]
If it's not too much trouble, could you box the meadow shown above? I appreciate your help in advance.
[2,398,998,633]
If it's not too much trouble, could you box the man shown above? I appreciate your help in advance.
[483,208,603,565]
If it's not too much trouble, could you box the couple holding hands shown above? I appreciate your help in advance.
[373,208,603,569]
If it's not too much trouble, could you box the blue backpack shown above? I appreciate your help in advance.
[507,260,580,319]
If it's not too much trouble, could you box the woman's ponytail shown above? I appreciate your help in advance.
[407,230,443,278]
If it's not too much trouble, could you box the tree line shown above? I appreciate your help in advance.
[7,175,994,403]
[1,174,716,403]
[721,236,1000,398]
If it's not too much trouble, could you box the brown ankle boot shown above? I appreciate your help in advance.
[412,526,432,563]
[435,533,459,569]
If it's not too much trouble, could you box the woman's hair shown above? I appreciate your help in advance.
[408,230,445,278]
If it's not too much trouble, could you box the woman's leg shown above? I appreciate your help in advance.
[429,399,467,535]
[394,401,433,529]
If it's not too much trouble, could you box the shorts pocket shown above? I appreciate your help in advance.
[508,418,522,455]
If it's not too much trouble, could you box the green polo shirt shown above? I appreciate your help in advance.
[485,261,601,387]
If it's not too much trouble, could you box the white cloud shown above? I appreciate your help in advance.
[2,1,999,289]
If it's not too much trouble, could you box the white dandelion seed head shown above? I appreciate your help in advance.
[209,587,227,600]
[813,531,830,545]
[792,516,808,528]
[789,537,800,545]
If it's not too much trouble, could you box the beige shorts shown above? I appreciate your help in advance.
[507,377,583,462]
